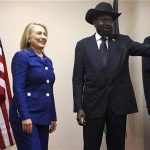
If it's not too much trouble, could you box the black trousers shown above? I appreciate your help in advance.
[83,109,127,150]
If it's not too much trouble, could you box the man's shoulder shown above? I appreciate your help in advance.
[112,34,131,42]
[144,36,150,44]
[116,34,130,39]
[145,36,150,40]
[77,35,94,43]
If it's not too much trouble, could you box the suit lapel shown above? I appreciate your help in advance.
[25,48,48,66]
[107,39,116,66]
[87,35,104,68]
[36,56,47,65]
[107,37,123,72]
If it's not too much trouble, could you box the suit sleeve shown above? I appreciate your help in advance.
[142,37,150,108]
[47,59,57,121]
[72,42,85,112]
[128,36,150,57]
[11,52,30,120]
[50,88,57,121]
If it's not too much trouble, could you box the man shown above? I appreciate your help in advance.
[73,2,150,150]
[142,36,150,115]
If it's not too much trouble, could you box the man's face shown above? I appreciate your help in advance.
[94,14,113,37]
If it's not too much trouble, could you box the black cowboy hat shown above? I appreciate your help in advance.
[85,2,121,25]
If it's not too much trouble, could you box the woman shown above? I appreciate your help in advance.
[9,22,57,150]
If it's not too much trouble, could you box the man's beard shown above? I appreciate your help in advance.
[96,26,112,37]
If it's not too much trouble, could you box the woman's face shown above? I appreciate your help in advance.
[29,25,48,50]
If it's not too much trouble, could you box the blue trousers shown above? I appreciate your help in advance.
[10,121,49,150]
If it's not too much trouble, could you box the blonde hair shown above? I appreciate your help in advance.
[20,22,48,50]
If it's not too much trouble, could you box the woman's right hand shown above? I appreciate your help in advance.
[22,119,32,134]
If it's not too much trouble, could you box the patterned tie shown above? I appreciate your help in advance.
[100,37,108,67]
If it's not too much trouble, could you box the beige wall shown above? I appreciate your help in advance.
[0,0,150,150]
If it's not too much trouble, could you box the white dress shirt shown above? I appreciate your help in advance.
[95,32,108,50]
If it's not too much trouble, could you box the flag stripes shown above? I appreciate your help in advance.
[0,39,14,149]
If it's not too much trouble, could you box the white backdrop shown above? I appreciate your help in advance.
[0,0,150,150]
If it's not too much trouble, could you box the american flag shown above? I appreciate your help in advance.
[0,39,14,149]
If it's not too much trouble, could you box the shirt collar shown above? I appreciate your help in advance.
[95,32,101,41]
[95,32,109,41]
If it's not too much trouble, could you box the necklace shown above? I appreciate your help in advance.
[36,53,43,58]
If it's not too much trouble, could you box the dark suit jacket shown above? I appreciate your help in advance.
[73,34,150,118]
[9,48,57,125]
[142,36,150,108]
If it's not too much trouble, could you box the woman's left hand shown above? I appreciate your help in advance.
[49,121,57,133]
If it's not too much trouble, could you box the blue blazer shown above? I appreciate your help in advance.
[9,48,57,125]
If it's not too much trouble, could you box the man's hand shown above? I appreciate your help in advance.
[148,107,150,115]
[77,109,86,126]
[22,119,32,134]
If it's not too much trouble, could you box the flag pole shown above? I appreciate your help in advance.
[112,0,120,35]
